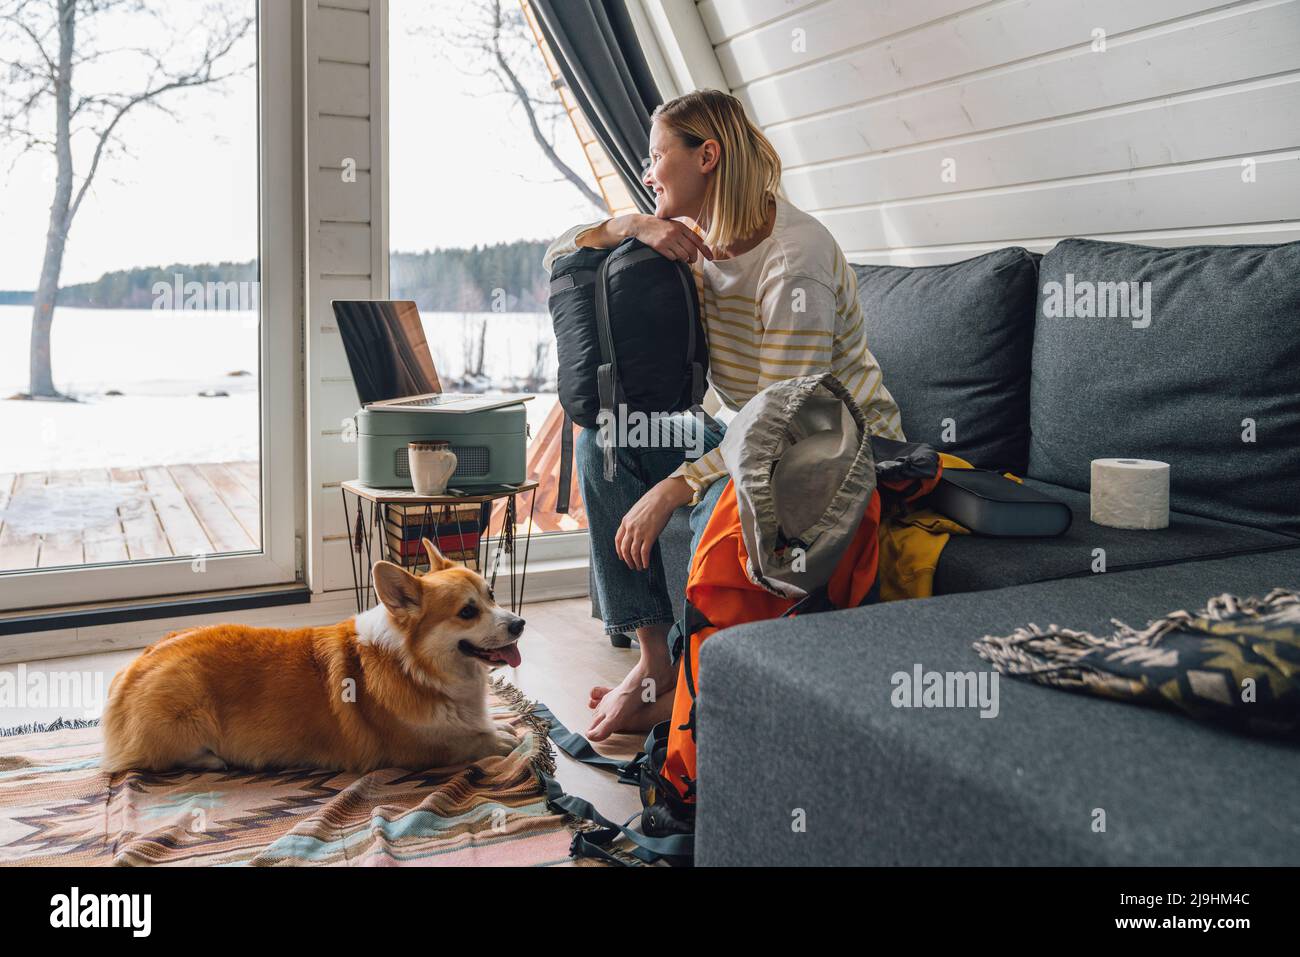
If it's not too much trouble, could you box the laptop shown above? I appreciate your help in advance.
[330,300,532,413]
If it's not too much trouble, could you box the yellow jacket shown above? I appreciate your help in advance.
[876,453,1024,601]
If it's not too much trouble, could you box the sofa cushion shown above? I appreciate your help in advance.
[695,549,1300,866]
[931,477,1299,595]
[851,248,1039,474]
[1029,238,1300,538]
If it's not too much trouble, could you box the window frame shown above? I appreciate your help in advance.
[380,1,590,570]
[0,0,301,615]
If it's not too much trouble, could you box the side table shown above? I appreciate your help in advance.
[340,480,538,615]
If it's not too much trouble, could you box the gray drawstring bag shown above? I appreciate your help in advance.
[716,373,876,600]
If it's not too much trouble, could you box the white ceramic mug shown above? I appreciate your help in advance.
[408,441,457,496]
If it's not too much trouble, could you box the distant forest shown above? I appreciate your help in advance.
[0,239,553,312]
[391,240,551,312]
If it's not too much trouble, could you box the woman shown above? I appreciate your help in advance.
[543,90,904,741]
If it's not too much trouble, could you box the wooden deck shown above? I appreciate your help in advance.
[0,462,261,571]
[0,403,585,573]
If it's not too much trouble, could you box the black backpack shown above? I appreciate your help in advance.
[547,237,709,511]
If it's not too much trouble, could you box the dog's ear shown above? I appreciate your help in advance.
[421,537,455,572]
[373,561,424,618]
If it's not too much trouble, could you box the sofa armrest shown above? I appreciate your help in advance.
[695,548,1300,865]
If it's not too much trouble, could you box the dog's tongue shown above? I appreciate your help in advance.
[491,643,522,668]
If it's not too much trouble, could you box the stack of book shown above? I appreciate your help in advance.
[382,503,483,570]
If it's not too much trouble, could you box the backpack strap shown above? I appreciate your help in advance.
[781,584,838,617]
[776,577,882,619]
[681,273,707,409]
[548,269,597,296]
[679,599,713,728]
[529,700,641,780]
[543,774,693,865]
[531,700,692,864]
[593,253,624,482]
[667,258,707,408]
[556,411,574,514]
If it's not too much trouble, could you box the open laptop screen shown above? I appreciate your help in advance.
[331,300,441,404]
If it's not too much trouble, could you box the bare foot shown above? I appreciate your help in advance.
[586,658,677,742]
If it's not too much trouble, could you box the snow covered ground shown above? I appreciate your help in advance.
[0,305,558,474]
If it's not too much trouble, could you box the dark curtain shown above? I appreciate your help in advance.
[531,0,662,214]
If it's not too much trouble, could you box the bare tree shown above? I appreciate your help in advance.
[0,0,253,399]
[416,0,605,213]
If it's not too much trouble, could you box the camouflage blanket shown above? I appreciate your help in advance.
[974,588,1300,737]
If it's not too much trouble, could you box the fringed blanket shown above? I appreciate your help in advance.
[0,679,588,866]
[974,588,1300,737]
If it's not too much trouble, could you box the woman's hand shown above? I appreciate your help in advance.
[615,476,695,570]
[612,214,713,264]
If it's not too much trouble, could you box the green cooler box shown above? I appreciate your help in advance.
[354,404,528,489]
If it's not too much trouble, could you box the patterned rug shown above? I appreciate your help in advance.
[0,679,585,866]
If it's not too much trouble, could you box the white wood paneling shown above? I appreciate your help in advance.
[315,329,356,381]
[768,1,1300,168]
[820,151,1298,251]
[846,222,1300,265]
[697,0,825,42]
[315,222,373,275]
[305,0,386,594]
[315,377,364,426]
[315,61,370,117]
[783,75,1300,209]
[715,0,979,83]
[315,168,372,222]
[732,0,1234,125]
[318,5,371,64]
[691,0,1300,262]
[317,115,372,170]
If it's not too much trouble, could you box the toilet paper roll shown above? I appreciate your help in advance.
[1090,458,1170,530]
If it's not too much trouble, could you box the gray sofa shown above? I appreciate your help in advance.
[592,237,1300,865]
[697,549,1300,865]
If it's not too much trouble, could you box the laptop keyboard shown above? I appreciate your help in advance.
[392,395,460,407]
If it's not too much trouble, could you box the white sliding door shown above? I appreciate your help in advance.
[0,0,298,612]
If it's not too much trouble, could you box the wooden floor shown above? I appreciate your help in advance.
[0,461,261,571]
[0,595,644,826]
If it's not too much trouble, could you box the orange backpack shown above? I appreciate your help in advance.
[626,439,940,850]
[659,478,879,803]
[543,436,943,866]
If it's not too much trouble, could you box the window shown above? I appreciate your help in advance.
[387,0,636,540]
[0,1,296,612]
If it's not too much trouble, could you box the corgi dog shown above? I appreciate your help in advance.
[101,541,525,774]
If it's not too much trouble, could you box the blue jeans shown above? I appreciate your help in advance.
[577,411,726,636]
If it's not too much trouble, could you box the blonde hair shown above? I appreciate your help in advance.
[650,89,783,253]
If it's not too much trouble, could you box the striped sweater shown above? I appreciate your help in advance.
[542,195,904,504]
